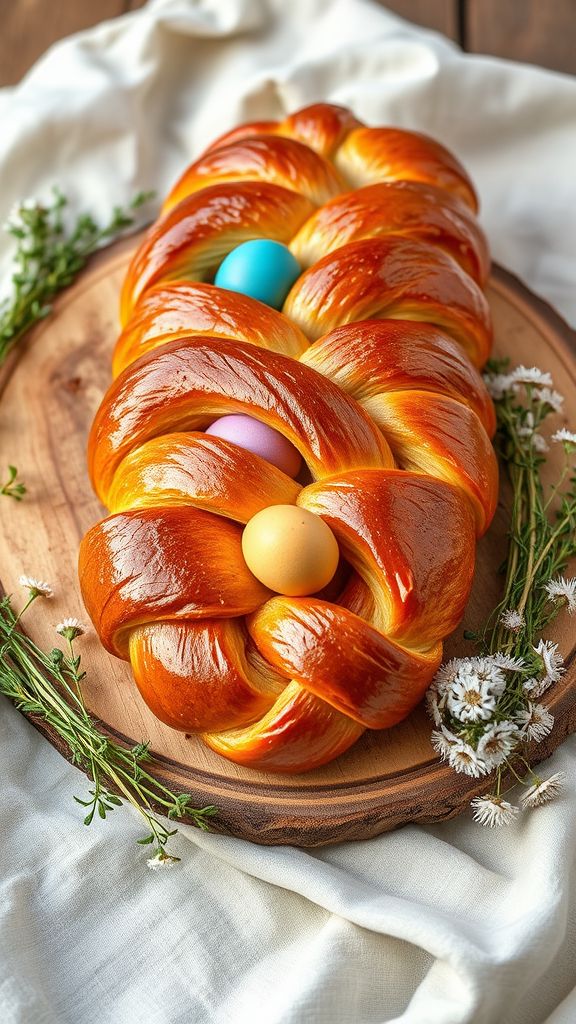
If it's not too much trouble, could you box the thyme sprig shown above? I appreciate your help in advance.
[0,593,217,865]
[0,187,155,363]
[0,464,26,501]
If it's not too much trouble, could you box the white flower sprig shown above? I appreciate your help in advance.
[428,360,575,825]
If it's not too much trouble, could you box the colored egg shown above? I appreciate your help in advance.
[214,240,301,309]
[242,504,339,597]
[206,414,302,478]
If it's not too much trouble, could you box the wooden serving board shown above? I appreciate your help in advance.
[1,235,575,847]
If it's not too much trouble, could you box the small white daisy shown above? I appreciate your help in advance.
[534,639,565,686]
[448,739,490,778]
[515,702,554,742]
[544,576,576,613]
[492,652,527,673]
[523,676,552,699]
[471,794,519,828]
[18,574,53,598]
[477,721,520,768]
[510,366,553,388]
[431,726,459,761]
[56,618,87,640]
[430,658,467,696]
[534,388,564,413]
[521,772,565,809]
[147,852,179,870]
[484,373,514,400]
[468,657,507,696]
[447,678,497,723]
[500,608,524,632]
[552,428,576,446]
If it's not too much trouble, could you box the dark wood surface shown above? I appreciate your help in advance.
[383,0,458,38]
[0,0,574,86]
[0,0,145,86]
[465,1,576,75]
[1,238,574,846]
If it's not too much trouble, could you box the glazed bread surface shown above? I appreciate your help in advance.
[79,103,498,773]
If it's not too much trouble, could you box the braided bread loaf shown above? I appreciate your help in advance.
[79,103,498,773]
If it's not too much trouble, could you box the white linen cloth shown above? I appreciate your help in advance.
[1,2,575,1021]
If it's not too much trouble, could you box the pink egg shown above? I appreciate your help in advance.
[205,414,302,478]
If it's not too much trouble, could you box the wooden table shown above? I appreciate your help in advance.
[0,0,575,86]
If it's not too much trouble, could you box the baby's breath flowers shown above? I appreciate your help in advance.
[0,587,217,863]
[429,361,575,825]
[0,187,155,365]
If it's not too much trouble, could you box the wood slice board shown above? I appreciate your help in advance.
[1,235,575,847]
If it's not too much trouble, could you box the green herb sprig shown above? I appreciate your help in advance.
[477,360,576,660]
[1,464,26,501]
[0,593,217,866]
[0,187,154,363]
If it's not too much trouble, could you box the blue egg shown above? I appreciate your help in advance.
[214,239,301,310]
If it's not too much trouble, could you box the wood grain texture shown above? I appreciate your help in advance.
[0,234,575,846]
[0,0,128,85]
[376,0,458,38]
[2,1,575,87]
[466,0,576,75]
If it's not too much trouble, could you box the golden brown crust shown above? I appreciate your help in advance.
[79,103,497,773]
[113,281,309,377]
[120,182,314,322]
[88,335,393,505]
[284,237,492,363]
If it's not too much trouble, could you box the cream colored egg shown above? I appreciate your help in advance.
[241,504,340,597]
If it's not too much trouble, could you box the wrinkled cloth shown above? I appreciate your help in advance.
[1,2,576,1022]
